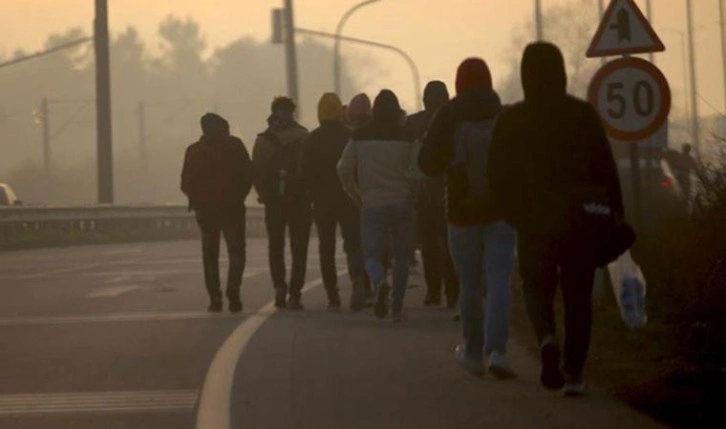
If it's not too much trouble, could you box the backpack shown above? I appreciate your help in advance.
[183,138,244,211]
[261,131,305,201]
[452,119,496,207]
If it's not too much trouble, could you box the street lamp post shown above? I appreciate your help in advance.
[94,0,114,203]
[720,0,726,116]
[686,0,701,156]
[334,0,382,96]
[299,28,421,110]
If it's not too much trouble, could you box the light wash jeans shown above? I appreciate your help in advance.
[361,204,414,310]
[449,221,517,360]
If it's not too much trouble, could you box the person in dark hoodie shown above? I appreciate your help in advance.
[302,93,367,311]
[181,113,254,313]
[488,42,624,396]
[419,58,517,379]
[338,89,421,323]
[253,97,311,311]
[405,81,459,308]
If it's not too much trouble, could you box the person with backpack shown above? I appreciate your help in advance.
[337,89,421,322]
[301,93,366,311]
[405,81,459,309]
[253,97,312,310]
[181,113,254,313]
[419,58,517,379]
[488,42,626,395]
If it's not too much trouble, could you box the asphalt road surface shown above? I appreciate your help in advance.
[0,239,666,429]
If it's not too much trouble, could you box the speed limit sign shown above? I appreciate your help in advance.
[587,57,671,141]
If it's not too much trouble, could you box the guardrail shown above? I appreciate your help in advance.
[0,205,264,251]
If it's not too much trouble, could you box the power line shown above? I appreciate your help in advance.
[50,102,91,140]
[697,92,726,120]
[0,38,92,71]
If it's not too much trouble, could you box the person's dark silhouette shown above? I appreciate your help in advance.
[405,81,459,308]
[488,42,624,395]
[181,113,253,313]
[301,93,367,311]
[253,97,312,310]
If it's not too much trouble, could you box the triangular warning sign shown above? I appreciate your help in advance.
[587,0,665,57]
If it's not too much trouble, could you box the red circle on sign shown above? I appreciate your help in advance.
[587,57,671,141]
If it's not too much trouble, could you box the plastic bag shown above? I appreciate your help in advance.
[607,250,648,328]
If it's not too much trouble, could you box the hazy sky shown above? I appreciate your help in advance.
[1,0,724,118]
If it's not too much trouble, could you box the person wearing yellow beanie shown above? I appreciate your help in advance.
[301,93,367,310]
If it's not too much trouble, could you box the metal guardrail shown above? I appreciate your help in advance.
[0,205,264,250]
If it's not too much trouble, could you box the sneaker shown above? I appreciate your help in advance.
[374,283,390,319]
[226,287,242,313]
[540,340,565,390]
[274,288,287,309]
[328,292,342,311]
[487,351,516,380]
[287,296,304,311]
[424,295,442,306]
[563,373,587,397]
[228,300,243,313]
[455,344,484,376]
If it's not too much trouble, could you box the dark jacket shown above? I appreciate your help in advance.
[487,43,623,238]
[181,135,254,212]
[419,88,503,225]
[252,121,309,205]
[301,119,352,206]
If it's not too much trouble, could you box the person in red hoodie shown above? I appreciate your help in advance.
[420,58,517,379]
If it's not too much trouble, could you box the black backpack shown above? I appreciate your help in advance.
[261,131,305,201]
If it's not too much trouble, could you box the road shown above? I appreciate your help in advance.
[0,240,666,429]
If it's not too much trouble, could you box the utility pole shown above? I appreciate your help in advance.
[686,0,701,156]
[283,0,300,113]
[720,0,726,118]
[535,0,544,40]
[94,0,114,203]
[40,97,50,180]
[138,102,147,178]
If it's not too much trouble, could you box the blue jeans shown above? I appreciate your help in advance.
[449,221,517,359]
[361,204,414,309]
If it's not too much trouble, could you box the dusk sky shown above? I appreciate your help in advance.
[2,0,724,118]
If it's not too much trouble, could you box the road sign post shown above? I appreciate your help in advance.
[587,0,669,225]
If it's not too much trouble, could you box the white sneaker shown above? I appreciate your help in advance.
[487,351,516,380]
[455,345,484,376]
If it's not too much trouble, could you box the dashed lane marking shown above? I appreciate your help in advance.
[85,285,143,298]
[0,390,197,415]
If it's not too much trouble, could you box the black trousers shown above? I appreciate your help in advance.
[418,200,458,305]
[518,234,596,377]
[264,200,312,299]
[196,208,246,301]
[313,199,365,298]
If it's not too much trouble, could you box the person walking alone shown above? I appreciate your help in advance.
[302,93,367,311]
[338,89,421,322]
[253,97,312,310]
[419,58,517,378]
[181,113,254,313]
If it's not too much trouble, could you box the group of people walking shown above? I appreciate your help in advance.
[181,41,627,396]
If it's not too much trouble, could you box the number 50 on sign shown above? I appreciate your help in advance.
[588,57,671,141]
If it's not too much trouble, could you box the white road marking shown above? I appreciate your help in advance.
[85,285,142,298]
[0,263,101,281]
[0,390,197,415]
[195,270,347,429]
[0,311,242,326]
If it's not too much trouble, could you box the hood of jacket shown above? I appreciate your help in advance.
[521,42,567,102]
[451,88,502,121]
[423,80,449,112]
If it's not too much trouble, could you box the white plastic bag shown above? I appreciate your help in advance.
[607,250,648,328]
